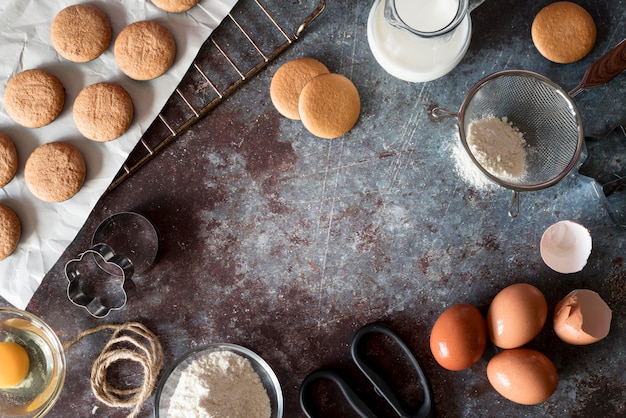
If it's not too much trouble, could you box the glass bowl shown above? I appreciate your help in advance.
[155,343,283,417]
[0,308,66,417]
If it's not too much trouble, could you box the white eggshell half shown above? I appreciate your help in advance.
[554,289,612,345]
[540,220,592,274]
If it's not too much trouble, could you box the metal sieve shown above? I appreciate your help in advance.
[458,70,584,216]
[435,39,626,217]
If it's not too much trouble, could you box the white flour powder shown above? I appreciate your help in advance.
[466,116,528,180]
[166,350,271,418]
[452,140,496,191]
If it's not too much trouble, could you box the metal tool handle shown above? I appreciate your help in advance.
[351,323,436,418]
[299,369,378,418]
[509,191,521,218]
[569,38,626,97]
[430,107,458,120]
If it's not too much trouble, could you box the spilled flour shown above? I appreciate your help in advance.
[452,140,495,191]
[466,116,528,180]
[167,350,271,418]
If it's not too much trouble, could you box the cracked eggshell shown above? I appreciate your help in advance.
[554,289,612,345]
[540,220,592,274]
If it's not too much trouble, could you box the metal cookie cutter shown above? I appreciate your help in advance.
[65,212,160,317]
[91,212,160,275]
[65,243,135,318]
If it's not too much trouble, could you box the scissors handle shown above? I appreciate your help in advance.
[299,369,378,418]
[351,323,436,418]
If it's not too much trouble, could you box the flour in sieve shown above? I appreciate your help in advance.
[166,350,271,418]
[466,116,528,180]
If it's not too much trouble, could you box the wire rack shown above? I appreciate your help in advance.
[107,0,326,191]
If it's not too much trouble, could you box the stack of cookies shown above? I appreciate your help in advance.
[0,1,195,260]
[270,57,361,139]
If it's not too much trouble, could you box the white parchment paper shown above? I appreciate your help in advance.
[0,0,238,309]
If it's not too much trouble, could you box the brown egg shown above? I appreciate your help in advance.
[486,283,547,349]
[487,348,558,405]
[429,303,487,371]
[554,289,612,345]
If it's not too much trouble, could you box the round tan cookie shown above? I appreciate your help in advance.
[25,142,86,202]
[0,204,20,261]
[114,21,176,81]
[531,2,596,64]
[270,57,330,120]
[150,0,199,13]
[73,82,134,142]
[298,73,361,139]
[4,69,65,128]
[0,133,17,188]
[50,4,111,63]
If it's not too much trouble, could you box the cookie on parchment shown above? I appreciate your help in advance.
[0,204,20,261]
[270,57,330,120]
[114,21,176,81]
[73,82,134,142]
[0,133,18,188]
[151,0,200,13]
[25,142,86,202]
[298,73,361,139]
[4,69,65,128]
[531,2,596,64]
[50,4,112,63]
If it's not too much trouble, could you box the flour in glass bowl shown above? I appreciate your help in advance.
[466,116,528,180]
[166,350,271,418]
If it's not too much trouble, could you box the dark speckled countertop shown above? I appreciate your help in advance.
[2,0,626,416]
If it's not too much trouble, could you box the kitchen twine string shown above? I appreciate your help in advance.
[63,322,164,418]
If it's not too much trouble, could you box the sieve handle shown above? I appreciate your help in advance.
[430,107,458,120]
[508,191,520,218]
[570,38,626,97]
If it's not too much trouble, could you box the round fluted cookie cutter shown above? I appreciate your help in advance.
[65,243,135,318]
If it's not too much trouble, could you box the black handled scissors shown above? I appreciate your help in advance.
[299,323,436,418]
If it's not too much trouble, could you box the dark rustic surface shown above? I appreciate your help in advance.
[2,0,626,416]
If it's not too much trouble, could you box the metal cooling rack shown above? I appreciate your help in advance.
[108,0,326,191]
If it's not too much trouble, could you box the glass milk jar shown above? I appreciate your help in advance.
[367,0,484,82]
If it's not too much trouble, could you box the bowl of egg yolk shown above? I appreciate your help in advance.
[0,308,66,417]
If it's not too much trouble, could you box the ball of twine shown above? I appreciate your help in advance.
[64,322,164,418]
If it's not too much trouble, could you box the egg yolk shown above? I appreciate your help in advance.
[0,341,30,388]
